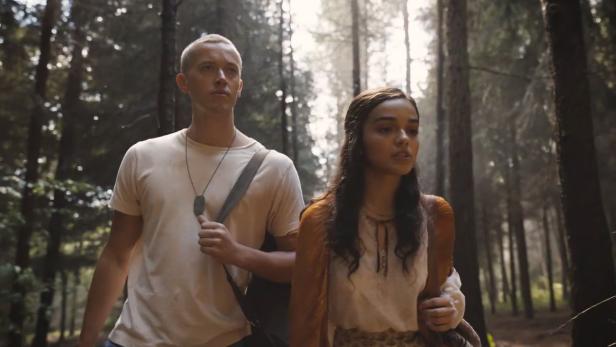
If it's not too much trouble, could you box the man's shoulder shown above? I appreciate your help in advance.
[124,131,182,164]
[263,149,293,169]
[131,130,182,152]
[248,143,294,174]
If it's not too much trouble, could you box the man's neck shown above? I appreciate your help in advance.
[362,169,400,215]
[187,108,236,147]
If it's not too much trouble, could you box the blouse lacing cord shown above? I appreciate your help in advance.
[365,214,394,277]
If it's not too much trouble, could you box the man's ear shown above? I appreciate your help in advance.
[238,78,243,98]
[176,73,189,94]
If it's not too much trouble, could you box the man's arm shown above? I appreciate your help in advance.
[197,216,296,283]
[78,211,142,347]
[419,268,466,332]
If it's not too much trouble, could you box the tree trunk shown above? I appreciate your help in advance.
[541,1,616,344]
[158,0,176,135]
[480,199,497,314]
[496,213,510,303]
[444,0,488,344]
[59,270,68,342]
[553,199,570,301]
[351,0,360,96]
[598,0,616,55]
[69,268,79,337]
[402,0,411,95]
[278,0,288,155]
[287,0,298,164]
[361,0,369,89]
[435,0,446,197]
[505,166,519,315]
[30,1,86,345]
[0,0,22,70]
[542,204,556,312]
[214,0,225,35]
[7,1,60,346]
[508,121,534,319]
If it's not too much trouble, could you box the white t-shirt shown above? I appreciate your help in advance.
[108,129,304,347]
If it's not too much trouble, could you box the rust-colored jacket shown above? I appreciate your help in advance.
[289,195,456,347]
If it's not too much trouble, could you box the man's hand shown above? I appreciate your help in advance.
[419,293,459,332]
[197,215,243,265]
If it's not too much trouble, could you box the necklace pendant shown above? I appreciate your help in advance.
[193,195,205,216]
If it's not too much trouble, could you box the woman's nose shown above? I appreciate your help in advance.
[397,129,409,144]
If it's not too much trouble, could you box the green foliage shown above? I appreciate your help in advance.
[1,0,321,340]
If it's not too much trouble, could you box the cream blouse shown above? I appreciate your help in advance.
[328,207,465,338]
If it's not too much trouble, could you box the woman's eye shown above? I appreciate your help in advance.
[406,128,418,136]
[377,127,392,134]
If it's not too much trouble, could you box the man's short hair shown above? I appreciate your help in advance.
[179,34,243,73]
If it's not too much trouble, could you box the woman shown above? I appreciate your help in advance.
[290,87,467,346]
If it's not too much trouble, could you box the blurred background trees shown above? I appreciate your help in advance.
[1,0,615,345]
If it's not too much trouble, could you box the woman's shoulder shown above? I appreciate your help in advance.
[300,195,332,225]
[297,195,332,249]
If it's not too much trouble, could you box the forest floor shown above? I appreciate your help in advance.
[487,309,572,347]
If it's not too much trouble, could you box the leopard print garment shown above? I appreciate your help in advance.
[333,328,426,347]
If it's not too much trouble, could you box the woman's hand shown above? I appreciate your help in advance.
[419,293,459,332]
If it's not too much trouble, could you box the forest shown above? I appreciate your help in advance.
[0,0,615,346]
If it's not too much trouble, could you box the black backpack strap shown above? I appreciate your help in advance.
[216,148,269,223]
[215,148,269,327]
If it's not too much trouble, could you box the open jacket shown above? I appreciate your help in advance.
[289,195,459,347]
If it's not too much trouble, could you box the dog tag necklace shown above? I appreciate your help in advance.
[185,129,236,216]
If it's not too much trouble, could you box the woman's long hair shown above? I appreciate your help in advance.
[325,87,423,276]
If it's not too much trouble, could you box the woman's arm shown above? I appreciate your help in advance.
[289,202,331,347]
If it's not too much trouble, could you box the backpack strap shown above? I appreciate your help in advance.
[214,148,269,327]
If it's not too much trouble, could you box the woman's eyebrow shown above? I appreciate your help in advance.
[372,115,397,122]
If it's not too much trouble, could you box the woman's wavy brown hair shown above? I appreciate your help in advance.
[325,87,423,276]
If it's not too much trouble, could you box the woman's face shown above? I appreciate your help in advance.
[361,98,419,176]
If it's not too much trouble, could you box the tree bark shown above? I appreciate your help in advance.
[278,0,288,155]
[30,0,86,345]
[496,213,510,303]
[69,268,79,337]
[542,204,556,312]
[214,0,225,36]
[480,199,497,314]
[505,166,519,315]
[508,121,534,319]
[7,1,60,345]
[402,0,411,95]
[541,1,616,344]
[361,0,369,89]
[444,0,487,343]
[351,0,360,96]
[0,0,22,70]
[59,270,68,342]
[287,0,298,164]
[553,199,570,301]
[435,0,446,197]
[158,0,177,135]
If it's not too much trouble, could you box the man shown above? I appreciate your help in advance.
[79,34,304,347]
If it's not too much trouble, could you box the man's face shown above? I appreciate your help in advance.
[176,42,243,114]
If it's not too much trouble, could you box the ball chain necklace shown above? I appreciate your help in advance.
[185,129,237,216]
